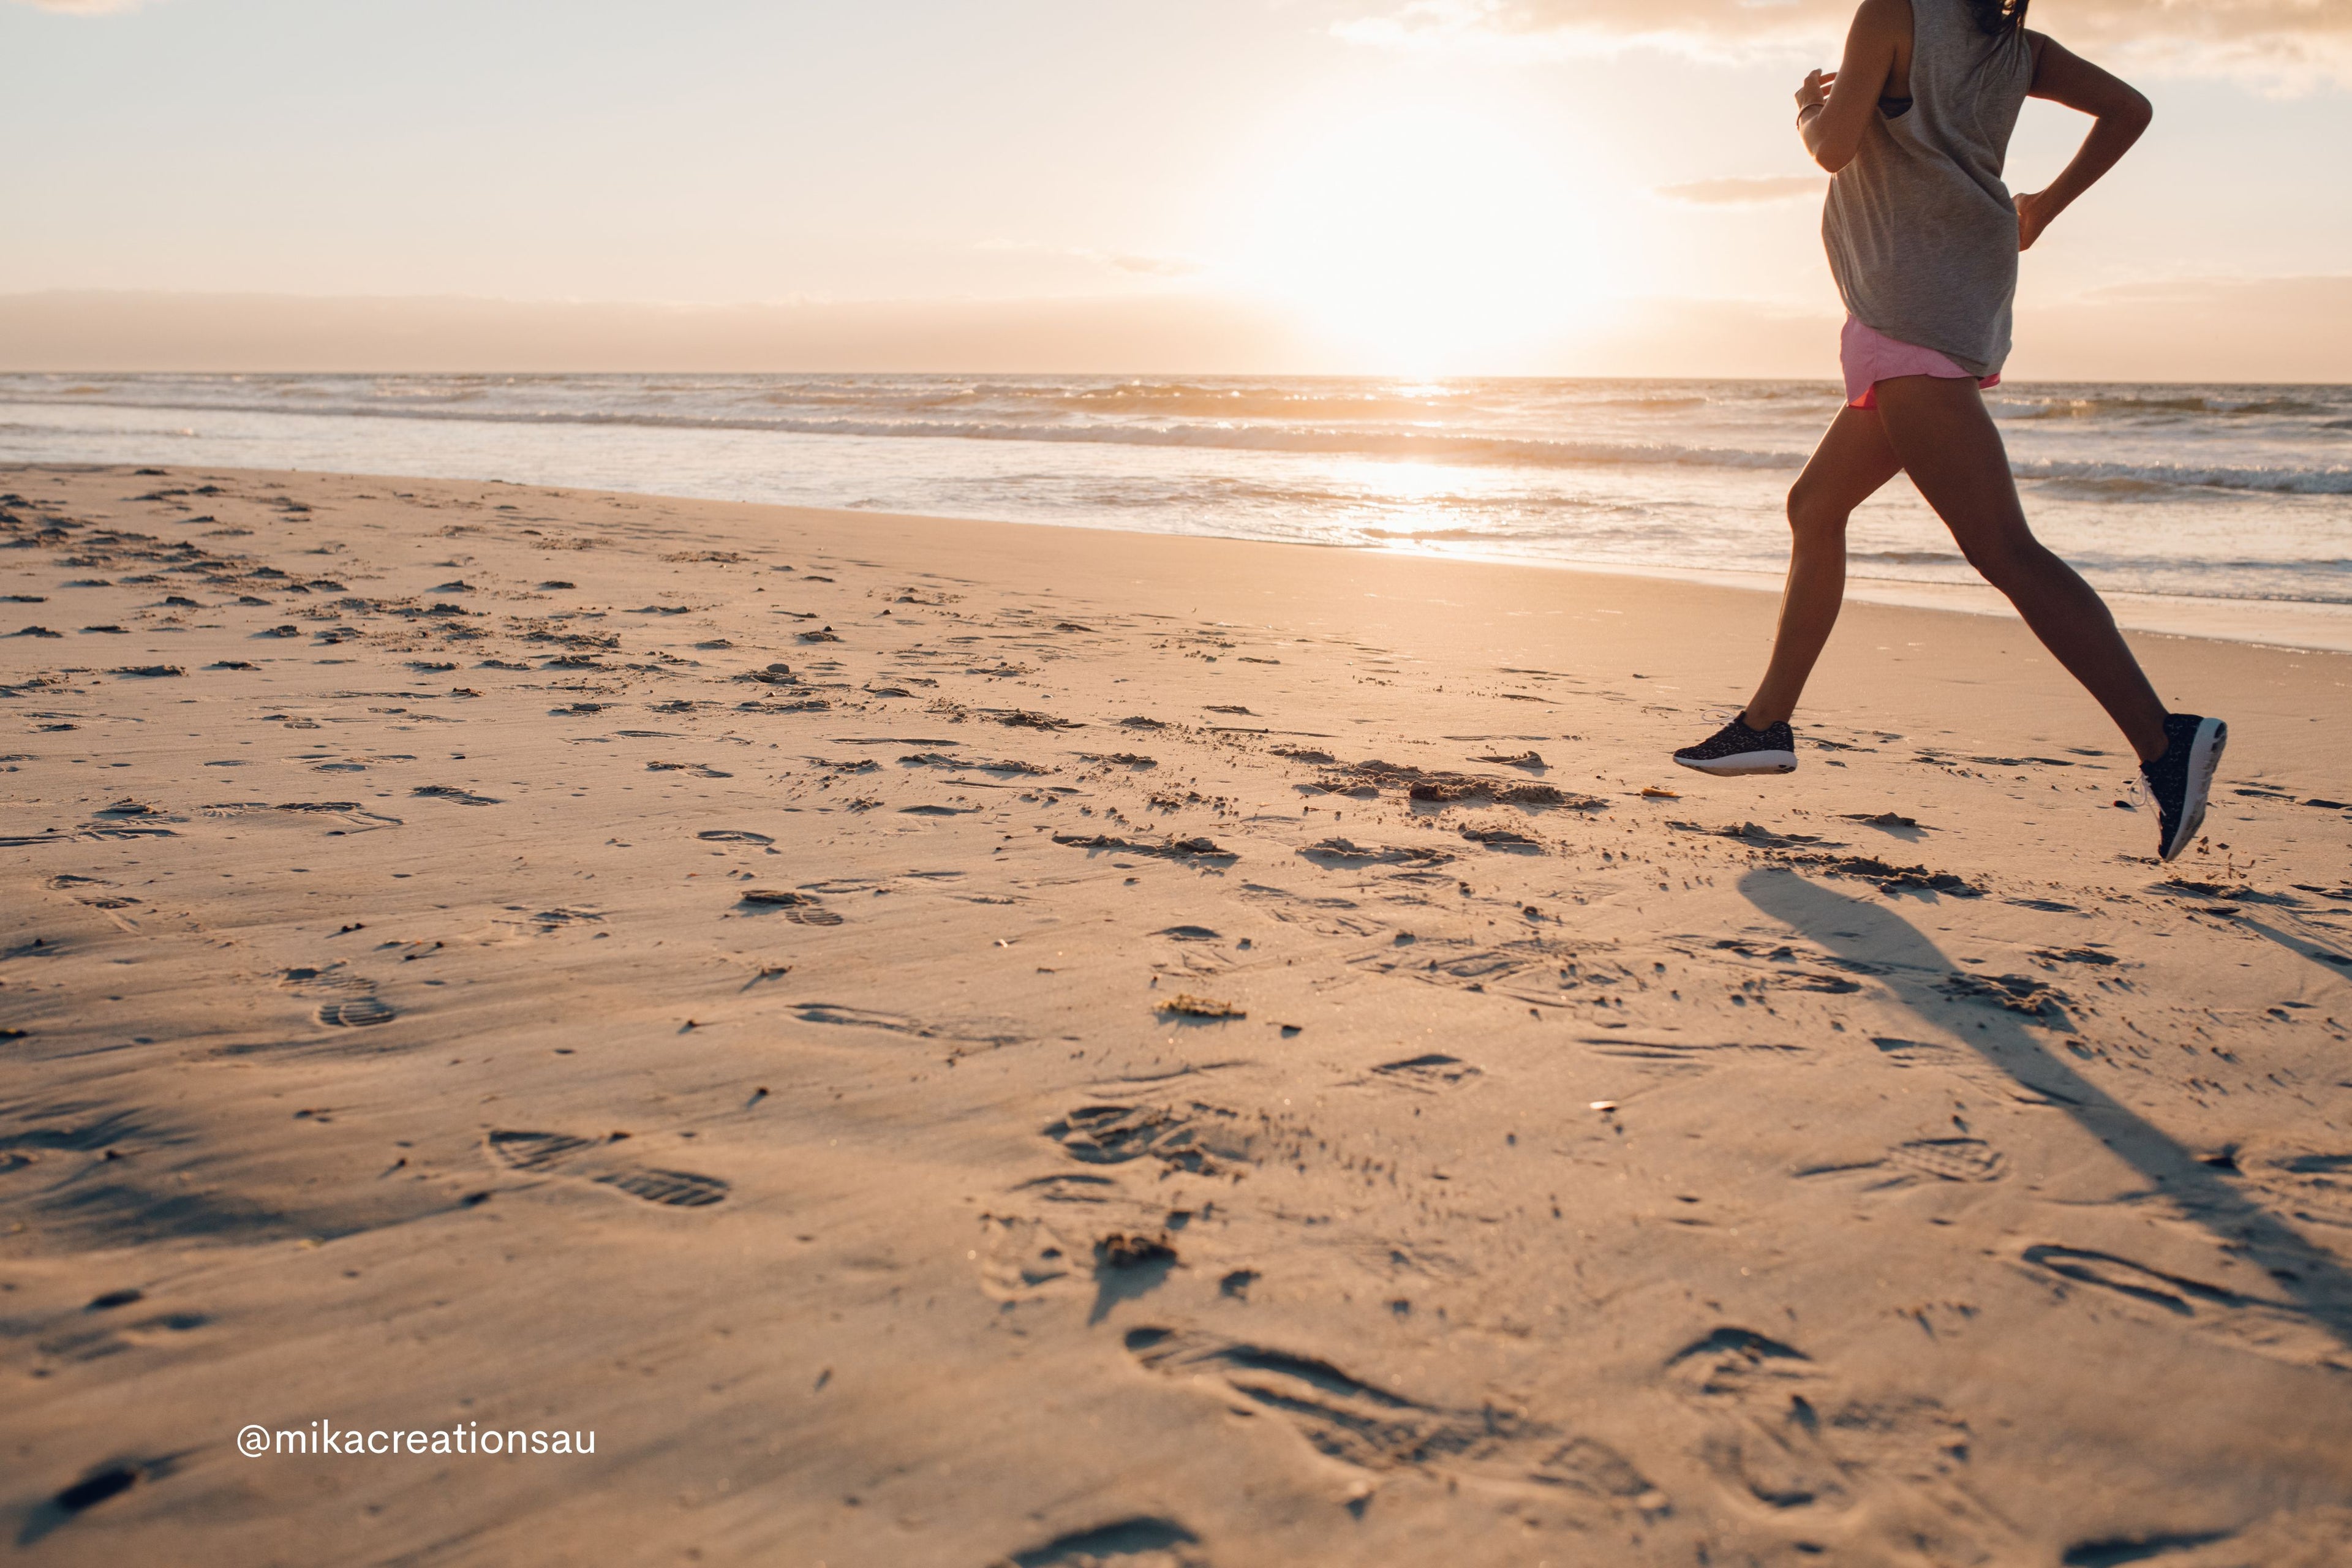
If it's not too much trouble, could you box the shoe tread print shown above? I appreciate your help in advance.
[1665,1325,2019,1558]
[485,1129,728,1208]
[1123,1325,1662,1509]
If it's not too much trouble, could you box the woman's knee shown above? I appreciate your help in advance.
[1785,484,1847,543]
[1962,533,2049,592]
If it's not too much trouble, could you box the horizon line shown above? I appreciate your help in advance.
[6,368,2349,388]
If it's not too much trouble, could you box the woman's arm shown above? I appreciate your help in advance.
[2014,33,2153,251]
[1796,0,1906,175]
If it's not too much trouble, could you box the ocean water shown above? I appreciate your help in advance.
[4,372,2346,641]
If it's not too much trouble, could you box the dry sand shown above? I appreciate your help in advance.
[4,463,2351,1567]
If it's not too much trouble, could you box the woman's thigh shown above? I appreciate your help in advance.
[1868,375,2034,554]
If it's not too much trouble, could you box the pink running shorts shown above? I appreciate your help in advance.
[1841,315,2000,410]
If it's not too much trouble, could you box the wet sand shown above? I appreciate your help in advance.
[4,463,2351,1566]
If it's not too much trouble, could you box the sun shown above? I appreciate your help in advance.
[1223,101,1611,375]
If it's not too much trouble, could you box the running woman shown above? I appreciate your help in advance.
[1671,0,2226,862]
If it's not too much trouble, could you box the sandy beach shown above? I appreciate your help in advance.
[5,462,2351,1566]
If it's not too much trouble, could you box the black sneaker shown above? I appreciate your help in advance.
[2141,712,2227,862]
[1673,714,1798,776]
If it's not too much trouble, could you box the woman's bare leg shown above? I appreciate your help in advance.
[1871,374,2169,761]
[1741,405,1904,728]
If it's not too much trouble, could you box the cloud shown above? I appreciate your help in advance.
[1657,175,1825,205]
[1099,251,1206,277]
[974,239,1205,279]
[1339,0,2352,86]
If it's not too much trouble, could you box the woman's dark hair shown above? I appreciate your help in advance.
[1964,0,2029,32]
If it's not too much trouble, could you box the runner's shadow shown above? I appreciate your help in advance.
[2231,913,2352,982]
[1738,865,2352,1350]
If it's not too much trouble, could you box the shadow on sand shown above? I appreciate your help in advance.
[1739,865,2352,1352]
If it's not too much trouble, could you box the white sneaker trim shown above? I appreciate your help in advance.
[1674,750,1799,776]
[2159,717,2226,862]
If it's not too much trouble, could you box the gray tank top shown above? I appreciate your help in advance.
[1822,0,2034,379]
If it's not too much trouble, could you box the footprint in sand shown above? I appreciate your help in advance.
[1665,1326,2005,1555]
[1888,1137,2005,1183]
[484,908,606,940]
[993,1517,1207,1568]
[790,1001,1025,1046]
[21,1459,165,1541]
[37,1303,209,1366]
[278,965,396,1027]
[2234,1145,2352,1231]
[977,1214,1082,1303]
[412,785,500,806]
[1796,1137,2006,1188]
[738,889,843,925]
[1868,1035,1969,1071]
[1123,1327,1662,1506]
[2058,1507,2352,1568]
[1363,1053,1483,1093]
[45,873,139,911]
[2017,1243,2348,1371]
[1299,838,1453,869]
[484,1130,728,1208]
[1043,1102,1266,1176]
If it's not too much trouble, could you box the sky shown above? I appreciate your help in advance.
[4,0,2350,378]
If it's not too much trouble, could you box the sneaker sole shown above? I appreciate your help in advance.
[1674,751,1798,777]
[2159,717,2227,861]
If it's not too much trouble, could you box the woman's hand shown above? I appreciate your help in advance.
[2018,34,2152,252]
[2015,189,2055,251]
[1799,0,1901,172]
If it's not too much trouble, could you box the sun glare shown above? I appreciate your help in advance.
[1226,103,1612,374]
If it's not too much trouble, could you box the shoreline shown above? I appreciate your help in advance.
[1716,569,2352,655]
[6,452,2348,655]
[1374,548,2352,655]
[6,462,2351,1565]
